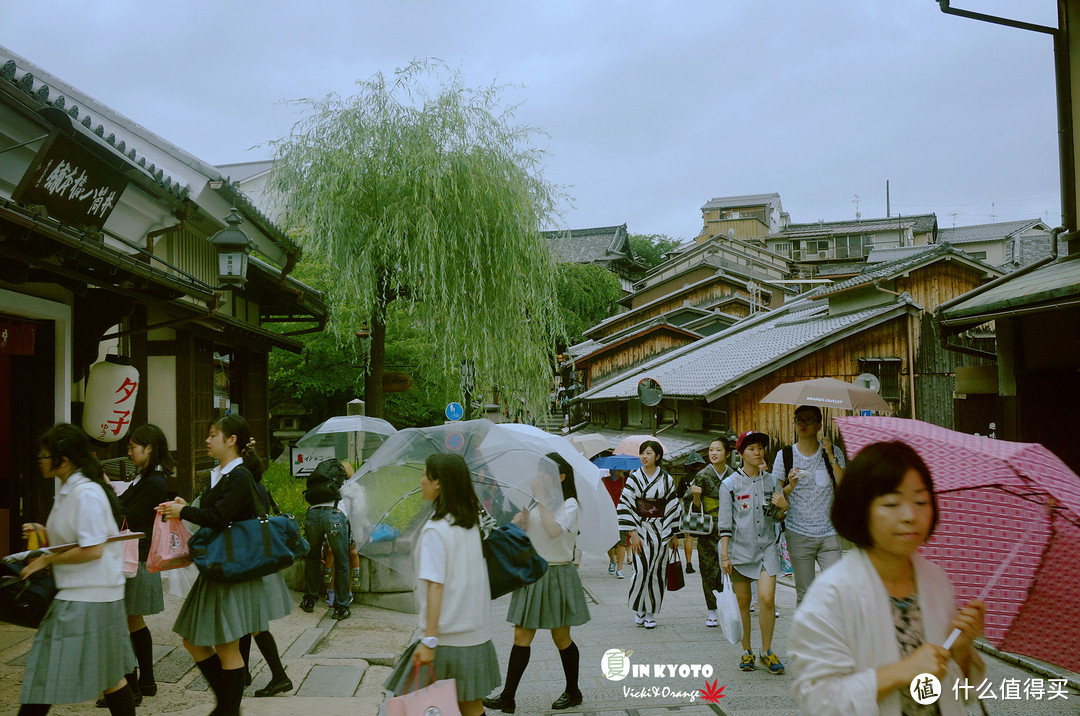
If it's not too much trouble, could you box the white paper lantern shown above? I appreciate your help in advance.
[83,360,140,442]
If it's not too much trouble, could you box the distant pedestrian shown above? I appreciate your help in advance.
[685,436,734,628]
[618,441,680,629]
[719,430,788,675]
[788,441,985,716]
[299,459,352,620]
[484,453,589,713]
[601,469,630,579]
[384,454,500,716]
[771,405,846,606]
[675,452,703,574]
[19,424,137,716]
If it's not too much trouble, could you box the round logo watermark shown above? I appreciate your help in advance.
[910,673,942,705]
[601,648,633,681]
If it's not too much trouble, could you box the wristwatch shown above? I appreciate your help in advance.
[420,636,439,648]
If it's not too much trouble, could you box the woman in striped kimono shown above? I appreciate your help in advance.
[617,440,681,629]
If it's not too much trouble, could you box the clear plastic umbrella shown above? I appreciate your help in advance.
[340,419,565,577]
[497,423,620,556]
[295,415,398,466]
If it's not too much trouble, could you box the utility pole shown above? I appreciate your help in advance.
[886,180,891,218]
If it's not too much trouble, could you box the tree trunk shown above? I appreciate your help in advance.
[364,311,387,417]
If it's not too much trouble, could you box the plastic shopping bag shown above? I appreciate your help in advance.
[146,516,193,573]
[714,572,743,645]
[120,520,139,579]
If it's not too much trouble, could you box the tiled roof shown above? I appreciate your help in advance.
[701,193,782,211]
[814,261,867,276]
[939,253,1080,326]
[580,295,917,402]
[866,246,933,264]
[542,224,635,265]
[809,243,1001,300]
[938,219,1046,245]
[776,218,916,239]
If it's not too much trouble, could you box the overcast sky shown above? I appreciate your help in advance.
[4,1,1064,239]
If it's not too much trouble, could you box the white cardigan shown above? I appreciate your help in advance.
[788,548,985,716]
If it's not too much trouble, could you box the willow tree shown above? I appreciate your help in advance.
[269,62,565,418]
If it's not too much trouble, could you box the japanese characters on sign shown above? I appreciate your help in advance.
[82,360,140,443]
[12,131,128,231]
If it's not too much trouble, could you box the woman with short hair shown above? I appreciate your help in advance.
[788,441,985,716]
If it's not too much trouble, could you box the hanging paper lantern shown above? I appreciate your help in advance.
[83,359,140,442]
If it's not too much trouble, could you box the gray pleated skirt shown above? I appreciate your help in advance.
[124,562,165,616]
[173,572,287,646]
[21,598,135,704]
[506,563,590,630]
[385,639,501,702]
[262,571,294,620]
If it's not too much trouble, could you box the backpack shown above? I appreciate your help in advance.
[304,459,346,507]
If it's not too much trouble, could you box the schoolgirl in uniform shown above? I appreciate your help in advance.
[109,424,170,705]
[158,414,289,716]
[19,423,136,716]
[385,453,501,716]
[484,453,590,713]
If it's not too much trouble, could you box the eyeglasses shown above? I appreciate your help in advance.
[794,418,820,426]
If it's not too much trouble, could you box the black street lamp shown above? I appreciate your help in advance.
[209,207,254,287]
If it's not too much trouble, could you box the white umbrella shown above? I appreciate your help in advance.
[497,423,619,556]
[569,433,612,460]
[295,415,398,464]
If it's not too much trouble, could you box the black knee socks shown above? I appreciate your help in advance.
[129,627,155,687]
[558,642,580,695]
[17,705,49,716]
[238,633,252,672]
[501,644,531,700]
[196,653,224,698]
[217,668,246,716]
[103,685,137,716]
[254,631,287,681]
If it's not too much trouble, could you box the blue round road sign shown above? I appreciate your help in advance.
[445,402,464,421]
[445,432,464,451]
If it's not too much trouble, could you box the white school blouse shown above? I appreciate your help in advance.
[45,472,124,602]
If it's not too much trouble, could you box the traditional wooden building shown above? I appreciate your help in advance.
[541,223,645,292]
[0,46,325,552]
[579,245,1001,453]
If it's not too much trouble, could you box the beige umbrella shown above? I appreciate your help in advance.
[759,377,892,413]
[569,433,612,459]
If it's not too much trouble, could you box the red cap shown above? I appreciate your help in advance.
[736,430,769,453]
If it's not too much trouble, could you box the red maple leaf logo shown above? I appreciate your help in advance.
[700,679,726,703]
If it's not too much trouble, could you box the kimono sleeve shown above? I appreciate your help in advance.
[661,473,681,541]
[617,472,641,532]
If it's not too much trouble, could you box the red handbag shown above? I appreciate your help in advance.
[665,547,685,592]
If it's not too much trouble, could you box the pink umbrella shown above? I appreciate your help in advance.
[614,435,668,457]
[835,416,1080,672]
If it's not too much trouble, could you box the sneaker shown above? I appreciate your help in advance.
[616,570,626,579]
[634,611,646,626]
[759,650,785,675]
[749,601,757,613]
[608,562,616,574]
[705,610,718,628]
[739,650,756,671]
[332,605,351,620]
[299,596,316,613]
[686,563,696,574]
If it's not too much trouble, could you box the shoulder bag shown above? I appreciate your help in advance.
[0,526,55,629]
[482,522,548,599]
[188,473,309,583]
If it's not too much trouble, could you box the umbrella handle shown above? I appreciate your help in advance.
[940,533,1031,650]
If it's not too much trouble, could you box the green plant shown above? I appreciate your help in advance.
[261,462,309,528]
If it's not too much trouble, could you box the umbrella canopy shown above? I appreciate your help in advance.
[760,377,892,412]
[497,423,619,556]
[835,416,1080,672]
[295,415,398,465]
[568,433,612,460]
[592,454,643,471]
[339,420,565,577]
[613,434,668,457]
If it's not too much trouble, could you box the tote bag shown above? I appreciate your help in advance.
[482,523,548,599]
[188,475,308,583]
[386,664,460,716]
[665,547,685,592]
[679,501,713,536]
[146,516,193,573]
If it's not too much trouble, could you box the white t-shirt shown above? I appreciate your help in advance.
[523,498,579,564]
